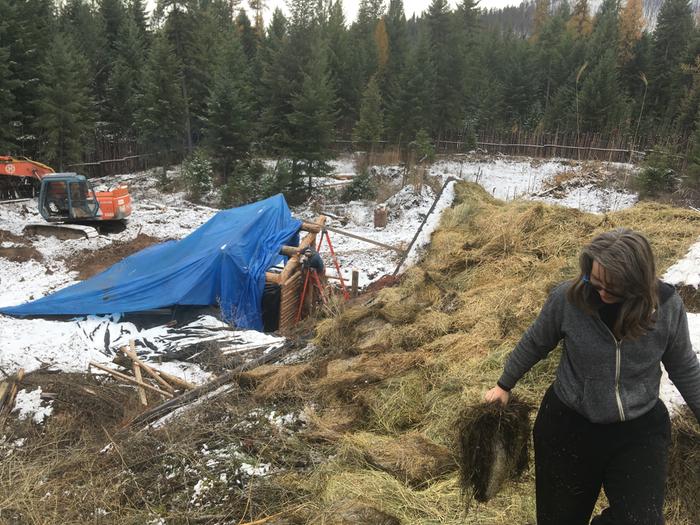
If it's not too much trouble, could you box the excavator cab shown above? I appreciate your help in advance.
[38,174,100,222]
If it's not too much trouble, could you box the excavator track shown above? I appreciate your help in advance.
[23,223,99,240]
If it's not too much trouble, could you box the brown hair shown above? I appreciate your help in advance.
[567,228,658,339]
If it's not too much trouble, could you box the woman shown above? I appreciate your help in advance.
[485,228,700,525]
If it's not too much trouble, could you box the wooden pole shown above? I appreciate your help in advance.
[119,346,176,394]
[351,270,359,297]
[129,341,148,406]
[89,361,174,398]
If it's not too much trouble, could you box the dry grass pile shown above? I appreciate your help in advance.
[666,408,700,523]
[457,398,532,504]
[339,431,457,487]
[304,181,700,524]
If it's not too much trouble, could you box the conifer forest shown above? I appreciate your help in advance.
[2,0,700,196]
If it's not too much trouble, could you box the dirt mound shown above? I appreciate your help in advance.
[0,228,43,262]
[67,233,164,279]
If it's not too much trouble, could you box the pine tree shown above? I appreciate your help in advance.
[137,33,186,159]
[382,0,408,134]
[236,9,258,63]
[0,0,19,152]
[427,0,463,134]
[578,49,629,132]
[649,0,694,127]
[259,8,293,153]
[618,0,644,65]
[353,75,384,144]
[8,0,55,157]
[287,45,338,196]
[129,0,149,37]
[205,35,255,180]
[323,0,355,129]
[35,34,93,170]
[387,27,435,141]
[106,15,146,138]
[567,0,592,38]
[587,0,621,63]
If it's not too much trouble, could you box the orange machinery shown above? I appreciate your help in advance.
[0,156,55,199]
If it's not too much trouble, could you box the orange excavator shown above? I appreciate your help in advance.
[0,156,54,199]
[1,156,133,239]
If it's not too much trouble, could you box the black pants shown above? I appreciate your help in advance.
[533,385,671,525]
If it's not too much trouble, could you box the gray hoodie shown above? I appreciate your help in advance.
[498,281,700,424]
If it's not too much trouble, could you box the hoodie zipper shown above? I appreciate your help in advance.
[600,320,626,421]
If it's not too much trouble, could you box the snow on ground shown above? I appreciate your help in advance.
[663,237,700,288]
[0,155,696,420]
[12,387,53,424]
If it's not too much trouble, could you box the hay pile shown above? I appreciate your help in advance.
[300,182,700,524]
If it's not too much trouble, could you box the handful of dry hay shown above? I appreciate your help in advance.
[457,397,532,503]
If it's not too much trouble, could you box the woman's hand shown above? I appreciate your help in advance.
[484,385,510,405]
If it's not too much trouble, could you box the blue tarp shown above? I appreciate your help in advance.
[0,194,302,331]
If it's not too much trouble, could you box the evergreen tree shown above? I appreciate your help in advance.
[259,8,293,153]
[236,9,258,63]
[353,75,384,144]
[205,35,256,180]
[578,49,629,132]
[137,33,186,159]
[8,0,54,157]
[106,15,146,138]
[0,0,19,152]
[427,0,463,134]
[287,45,338,195]
[387,27,435,141]
[382,0,408,133]
[35,34,93,170]
[129,0,149,37]
[587,0,620,63]
[649,0,694,127]
[324,0,356,129]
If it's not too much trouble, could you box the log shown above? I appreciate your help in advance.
[129,341,148,406]
[152,369,196,391]
[278,216,326,284]
[89,361,174,398]
[301,222,403,253]
[280,245,299,257]
[128,341,291,428]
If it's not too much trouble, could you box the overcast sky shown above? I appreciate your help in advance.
[262,0,520,24]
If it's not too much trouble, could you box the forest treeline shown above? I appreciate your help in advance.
[1,0,699,198]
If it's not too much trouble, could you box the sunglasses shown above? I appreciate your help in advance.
[583,274,624,299]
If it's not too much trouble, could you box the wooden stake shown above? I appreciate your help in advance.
[129,341,148,407]
[351,270,359,297]
[119,346,176,394]
[89,361,174,399]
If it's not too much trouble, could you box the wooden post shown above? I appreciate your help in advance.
[351,270,359,297]
[129,341,148,407]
